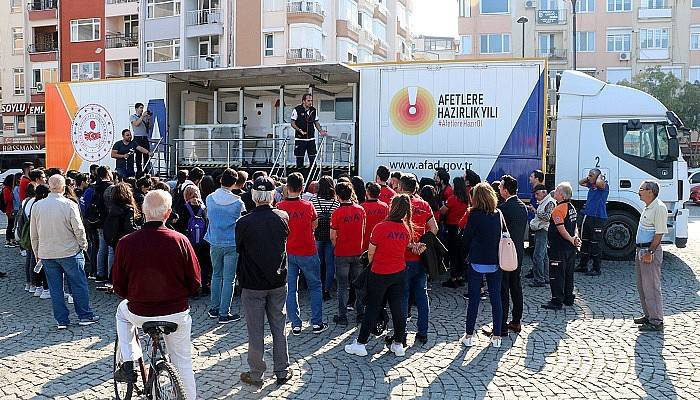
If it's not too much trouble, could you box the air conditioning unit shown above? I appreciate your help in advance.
[619,52,630,61]
[35,82,45,93]
[525,0,535,8]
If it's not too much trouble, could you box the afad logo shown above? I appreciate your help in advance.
[389,86,436,135]
[71,104,115,162]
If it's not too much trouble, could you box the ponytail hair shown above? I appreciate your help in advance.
[387,193,413,239]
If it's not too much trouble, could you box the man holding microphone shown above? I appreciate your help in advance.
[111,129,151,178]
[290,94,327,170]
[130,102,152,177]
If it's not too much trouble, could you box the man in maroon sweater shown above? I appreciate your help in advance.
[112,189,201,400]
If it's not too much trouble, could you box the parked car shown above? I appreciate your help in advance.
[691,185,700,205]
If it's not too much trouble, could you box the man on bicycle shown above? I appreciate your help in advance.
[112,189,202,400]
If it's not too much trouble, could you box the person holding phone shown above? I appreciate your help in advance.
[130,102,151,177]
[575,168,609,276]
[111,129,151,178]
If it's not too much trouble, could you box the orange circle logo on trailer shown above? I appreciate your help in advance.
[389,86,436,135]
[71,104,115,162]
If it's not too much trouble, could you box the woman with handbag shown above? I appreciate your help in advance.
[460,182,505,348]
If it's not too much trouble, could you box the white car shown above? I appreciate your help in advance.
[0,169,22,184]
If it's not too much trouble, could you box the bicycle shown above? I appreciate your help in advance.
[113,321,187,400]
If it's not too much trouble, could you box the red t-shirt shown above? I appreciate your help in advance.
[441,185,453,202]
[330,203,366,257]
[361,199,389,251]
[405,195,434,262]
[378,184,396,205]
[19,176,31,201]
[370,221,410,274]
[277,197,318,256]
[458,209,471,230]
[445,195,468,225]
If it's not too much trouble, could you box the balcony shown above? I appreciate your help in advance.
[397,19,408,38]
[373,40,388,58]
[28,0,58,21]
[27,42,58,62]
[638,7,672,19]
[286,48,325,64]
[187,55,223,70]
[336,19,360,42]
[287,1,325,26]
[359,29,375,47]
[30,86,46,103]
[105,33,138,61]
[105,0,138,17]
[186,9,224,38]
[373,4,388,24]
[536,9,567,25]
[537,48,567,62]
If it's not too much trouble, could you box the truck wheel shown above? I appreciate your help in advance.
[601,211,638,261]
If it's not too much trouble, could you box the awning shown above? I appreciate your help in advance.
[142,62,360,89]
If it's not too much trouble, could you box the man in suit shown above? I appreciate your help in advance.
[494,175,528,336]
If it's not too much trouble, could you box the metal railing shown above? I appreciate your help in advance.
[27,42,58,53]
[287,48,325,62]
[187,55,222,70]
[537,48,567,60]
[287,1,325,16]
[29,0,57,11]
[106,0,138,4]
[186,8,222,26]
[105,33,138,49]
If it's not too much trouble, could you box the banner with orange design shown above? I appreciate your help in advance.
[45,78,166,172]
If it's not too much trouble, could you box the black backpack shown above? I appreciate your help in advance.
[313,198,333,242]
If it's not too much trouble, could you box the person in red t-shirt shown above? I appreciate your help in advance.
[434,168,453,204]
[330,181,365,325]
[361,182,389,251]
[375,165,396,205]
[345,194,421,357]
[18,162,34,202]
[440,177,470,288]
[398,174,437,344]
[277,173,328,335]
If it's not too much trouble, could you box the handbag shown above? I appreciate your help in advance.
[498,210,518,272]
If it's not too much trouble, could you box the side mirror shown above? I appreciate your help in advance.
[668,137,679,160]
[627,119,642,130]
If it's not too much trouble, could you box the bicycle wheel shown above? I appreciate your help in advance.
[113,338,134,400]
[152,360,187,400]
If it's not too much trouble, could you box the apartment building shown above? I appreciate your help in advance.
[413,35,459,60]
[139,0,414,74]
[457,0,700,84]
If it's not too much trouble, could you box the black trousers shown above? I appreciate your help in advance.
[133,136,150,176]
[500,266,523,334]
[5,214,15,242]
[86,225,99,277]
[294,140,317,169]
[446,224,464,279]
[549,249,576,306]
[578,215,605,271]
[358,270,406,344]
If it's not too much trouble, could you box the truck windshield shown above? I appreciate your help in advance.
[622,122,669,162]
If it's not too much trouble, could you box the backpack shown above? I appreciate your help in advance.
[0,187,7,211]
[15,199,30,243]
[313,198,333,242]
[172,183,194,215]
[102,211,122,248]
[19,201,34,250]
[185,203,207,246]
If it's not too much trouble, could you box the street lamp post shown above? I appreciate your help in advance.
[517,16,529,58]
[571,0,578,70]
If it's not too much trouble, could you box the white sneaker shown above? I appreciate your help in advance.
[33,287,43,297]
[40,290,51,299]
[20,250,27,257]
[67,295,74,304]
[344,339,368,357]
[64,292,69,299]
[390,342,405,357]
[24,284,30,291]
[461,334,476,347]
[491,337,502,348]
[29,285,36,293]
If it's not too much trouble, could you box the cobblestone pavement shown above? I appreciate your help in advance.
[2,209,700,400]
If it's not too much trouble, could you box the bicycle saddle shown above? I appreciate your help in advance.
[142,321,179,335]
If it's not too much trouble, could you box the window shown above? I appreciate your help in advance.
[480,34,510,53]
[263,0,284,11]
[264,34,274,56]
[319,100,335,112]
[660,67,682,80]
[357,12,363,28]
[576,32,595,52]
[690,67,700,84]
[481,0,509,14]
[539,0,558,10]
[70,19,100,42]
[35,115,46,134]
[640,28,669,49]
[32,68,58,88]
[623,123,670,161]
[460,35,472,54]
[12,28,23,54]
[576,0,595,12]
[606,32,631,52]
[645,0,665,8]
[13,68,24,95]
[691,31,700,50]
[198,35,219,56]
[124,15,139,37]
[145,39,180,62]
[606,68,632,83]
[335,98,353,120]
[11,0,22,13]
[458,0,470,17]
[607,0,631,11]
[16,115,25,135]
[146,0,181,19]
[694,0,700,7]
[347,52,357,63]
[124,59,139,77]
[71,62,101,81]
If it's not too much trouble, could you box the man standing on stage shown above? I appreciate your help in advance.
[290,94,327,169]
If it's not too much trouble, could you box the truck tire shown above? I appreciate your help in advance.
[601,211,638,261]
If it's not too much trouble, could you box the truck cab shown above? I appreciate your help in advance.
[554,71,689,260]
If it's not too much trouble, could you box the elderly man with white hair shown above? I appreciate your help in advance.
[235,176,294,387]
[30,173,97,329]
[112,189,201,400]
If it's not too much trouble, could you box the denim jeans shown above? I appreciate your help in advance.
[317,240,335,290]
[334,255,362,319]
[465,266,502,336]
[209,245,238,316]
[116,165,135,179]
[96,229,114,278]
[287,254,323,327]
[42,252,96,325]
[532,229,550,285]
[402,261,430,337]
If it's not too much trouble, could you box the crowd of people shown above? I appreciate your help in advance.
[1,159,669,399]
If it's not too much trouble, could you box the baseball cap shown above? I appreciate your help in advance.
[533,184,547,192]
[252,176,275,192]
